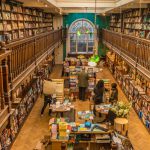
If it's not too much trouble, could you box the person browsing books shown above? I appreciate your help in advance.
[78,67,89,101]
[109,83,118,104]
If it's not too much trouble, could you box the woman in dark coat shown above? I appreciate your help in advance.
[109,83,118,104]
[93,80,109,116]
[93,80,106,104]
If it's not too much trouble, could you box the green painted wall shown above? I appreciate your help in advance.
[63,13,110,59]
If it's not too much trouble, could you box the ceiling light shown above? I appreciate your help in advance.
[45,4,48,7]
[102,13,106,16]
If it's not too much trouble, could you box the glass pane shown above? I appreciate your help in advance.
[70,40,76,47]
[88,47,93,52]
[70,34,76,40]
[77,40,86,52]
[77,34,87,40]
[70,47,76,53]
[88,41,94,47]
[88,34,94,40]
[70,20,94,33]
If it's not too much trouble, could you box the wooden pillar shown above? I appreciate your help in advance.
[0,41,6,54]
[2,58,10,107]
[0,61,5,110]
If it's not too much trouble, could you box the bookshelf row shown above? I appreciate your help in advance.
[106,51,150,132]
[0,0,53,42]
[109,8,150,39]
[0,52,55,149]
[0,77,43,149]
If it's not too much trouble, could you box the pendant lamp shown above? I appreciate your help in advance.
[88,0,100,67]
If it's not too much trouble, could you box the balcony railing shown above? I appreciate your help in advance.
[0,29,63,84]
[103,29,150,78]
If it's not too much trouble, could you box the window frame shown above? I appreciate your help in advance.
[69,19,95,54]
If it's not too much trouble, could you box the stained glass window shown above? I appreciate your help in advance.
[69,19,94,53]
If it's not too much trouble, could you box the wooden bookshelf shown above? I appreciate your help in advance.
[0,53,55,148]
[109,13,122,33]
[106,51,150,133]
[109,8,150,39]
[123,8,150,39]
[0,1,53,43]
[103,29,150,75]
[0,25,60,149]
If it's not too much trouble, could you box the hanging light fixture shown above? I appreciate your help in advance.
[93,0,97,55]
[85,7,90,34]
[88,0,100,67]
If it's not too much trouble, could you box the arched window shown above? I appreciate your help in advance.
[69,19,95,54]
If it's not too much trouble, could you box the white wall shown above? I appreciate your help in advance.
[53,16,63,30]
[55,44,63,64]
[53,16,63,64]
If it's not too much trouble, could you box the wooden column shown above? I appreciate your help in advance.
[2,58,10,106]
[0,61,5,110]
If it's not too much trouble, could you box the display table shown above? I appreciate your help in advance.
[50,130,112,150]
[49,102,74,117]
[49,120,112,150]
[77,110,94,121]
[95,104,112,115]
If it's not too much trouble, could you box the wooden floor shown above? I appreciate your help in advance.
[11,65,150,150]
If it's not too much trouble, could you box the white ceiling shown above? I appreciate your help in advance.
[47,0,143,14]
[17,0,150,14]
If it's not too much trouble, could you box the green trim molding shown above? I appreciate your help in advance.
[63,13,110,60]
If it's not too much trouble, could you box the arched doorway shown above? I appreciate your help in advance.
[68,19,96,54]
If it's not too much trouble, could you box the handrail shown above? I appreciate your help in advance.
[0,29,63,83]
[5,29,62,49]
[103,29,150,43]
[103,29,150,79]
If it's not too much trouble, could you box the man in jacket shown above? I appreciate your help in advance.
[78,67,89,101]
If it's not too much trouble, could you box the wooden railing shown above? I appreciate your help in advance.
[103,29,150,72]
[1,29,63,82]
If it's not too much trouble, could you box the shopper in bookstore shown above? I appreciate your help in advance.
[93,80,108,116]
[78,67,89,101]
[109,83,118,104]
[41,79,54,116]
[41,94,53,116]
[93,80,107,105]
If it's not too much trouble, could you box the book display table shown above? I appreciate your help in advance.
[77,111,94,121]
[49,117,112,150]
[47,117,134,150]
[49,100,74,118]
[95,104,112,115]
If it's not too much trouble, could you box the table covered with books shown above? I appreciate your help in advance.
[77,110,94,121]
[49,100,75,118]
[49,117,112,150]
[95,104,112,115]
[47,117,134,150]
